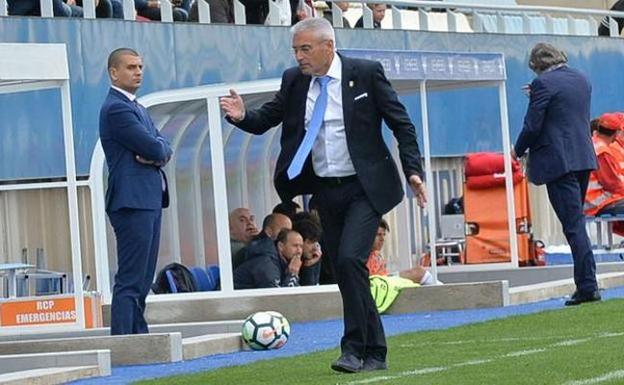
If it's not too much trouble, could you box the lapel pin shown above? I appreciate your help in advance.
[349,80,354,88]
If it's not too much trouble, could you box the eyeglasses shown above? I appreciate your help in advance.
[291,40,329,55]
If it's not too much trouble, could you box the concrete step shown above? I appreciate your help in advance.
[0,320,244,342]
[509,272,624,305]
[438,261,624,287]
[0,333,182,366]
[0,349,110,376]
[123,281,508,326]
[0,366,100,385]
[182,332,243,360]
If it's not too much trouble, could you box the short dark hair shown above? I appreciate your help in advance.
[292,211,321,225]
[108,48,140,70]
[276,229,299,245]
[293,218,322,242]
[272,201,300,219]
[598,126,618,137]
[591,118,600,133]
[378,218,390,232]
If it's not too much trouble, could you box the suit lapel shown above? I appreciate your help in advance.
[294,73,311,136]
[341,55,356,134]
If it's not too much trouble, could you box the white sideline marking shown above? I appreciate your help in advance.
[342,367,447,385]
[399,334,583,347]
[563,370,624,385]
[342,333,624,385]
[504,348,546,357]
[453,359,492,367]
[552,338,591,347]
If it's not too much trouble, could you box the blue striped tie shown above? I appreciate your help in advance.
[287,76,331,180]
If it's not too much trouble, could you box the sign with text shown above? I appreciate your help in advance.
[0,293,102,328]
[339,49,506,81]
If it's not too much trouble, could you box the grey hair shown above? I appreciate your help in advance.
[290,17,335,44]
[528,43,568,74]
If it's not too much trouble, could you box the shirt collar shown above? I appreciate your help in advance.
[111,85,137,102]
[313,53,342,83]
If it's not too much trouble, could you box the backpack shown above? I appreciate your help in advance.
[152,263,198,294]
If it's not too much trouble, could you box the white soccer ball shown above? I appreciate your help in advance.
[241,311,290,350]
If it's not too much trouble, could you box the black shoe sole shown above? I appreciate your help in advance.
[564,297,602,306]
[331,363,360,373]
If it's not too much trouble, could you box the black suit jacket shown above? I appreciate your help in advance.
[231,54,423,214]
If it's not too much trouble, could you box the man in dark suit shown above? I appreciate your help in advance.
[100,48,173,335]
[220,17,426,373]
[512,42,600,306]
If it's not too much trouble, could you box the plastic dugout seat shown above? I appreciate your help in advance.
[165,270,178,293]
[191,266,218,291]
[206,265,220,290]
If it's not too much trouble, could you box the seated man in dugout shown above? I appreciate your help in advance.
[367,218,441,285]
[293,215,323,286]
[584,113,624,232]
[609,112,624,171]
[229,207,260,270]
[234,228,303,289]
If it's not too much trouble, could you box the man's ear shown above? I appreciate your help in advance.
[109,67,117,82]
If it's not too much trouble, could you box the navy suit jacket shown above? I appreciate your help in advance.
[231,54,423,215]
[99,88,173,212]
[514,66,597,185]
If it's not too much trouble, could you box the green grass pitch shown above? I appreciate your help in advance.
[137,299,624,385]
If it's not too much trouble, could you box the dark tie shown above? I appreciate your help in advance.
[287,75,331,180]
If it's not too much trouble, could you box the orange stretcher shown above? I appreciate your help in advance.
[463,153,544,266]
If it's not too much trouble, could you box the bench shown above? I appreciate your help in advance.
[585,214,624,252]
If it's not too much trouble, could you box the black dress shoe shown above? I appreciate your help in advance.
[362,357,388,372]
[564,290,601,306]
[331,354,362,373]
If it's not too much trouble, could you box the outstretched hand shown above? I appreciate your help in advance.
[219,89,245,122]
[408,175,427,208]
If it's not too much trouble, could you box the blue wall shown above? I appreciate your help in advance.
[1,17,624,180]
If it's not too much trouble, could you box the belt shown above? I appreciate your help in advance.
[318,175,358,187]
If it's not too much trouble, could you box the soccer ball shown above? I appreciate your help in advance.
[241,311,290,350]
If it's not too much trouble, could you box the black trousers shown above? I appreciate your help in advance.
[546,170,598,293]
[315,178,386,360]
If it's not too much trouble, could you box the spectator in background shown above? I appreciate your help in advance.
[235,213,292,270]
[135,0,189,21]
[189,0,234,23]
[366,219,440,285]
[323,1,351,28]
[512,43,599,306]
[234,228,303,289]
[354,3,385,29]
[293,214,323,285]
[8,0,79,17]
[599,0,624,36]
[229,207,259,268]
[290,0,315,25]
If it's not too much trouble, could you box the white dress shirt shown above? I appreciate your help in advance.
[111,85,137,102]
[306,54,356,177]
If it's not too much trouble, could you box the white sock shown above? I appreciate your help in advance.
[420,271,436,285]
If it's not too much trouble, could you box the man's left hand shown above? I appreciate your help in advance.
[408,175,427,208]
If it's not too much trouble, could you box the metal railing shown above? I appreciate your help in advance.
[1,0,623,37]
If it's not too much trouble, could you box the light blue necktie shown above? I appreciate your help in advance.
[287,76,331,180]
